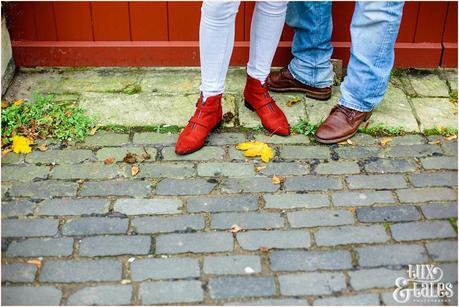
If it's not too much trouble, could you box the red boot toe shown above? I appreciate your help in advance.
[175,95,222,155]
[243,75,290,136]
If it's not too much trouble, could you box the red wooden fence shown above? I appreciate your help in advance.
[6,1,458,68]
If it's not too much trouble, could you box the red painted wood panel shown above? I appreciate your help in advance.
[167,2,201,41]
[443,2,458,43]
[397,1,419,42]
[129,2,168,41]
[414,1,449,43]
[91,2,130,41]
[53,2,93,41]
[332,2,354,42]
[7,2,37,40]
[33,2,57,41]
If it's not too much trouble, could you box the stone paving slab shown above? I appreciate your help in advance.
[4,67,458,133]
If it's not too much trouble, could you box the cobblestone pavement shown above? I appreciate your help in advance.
[1,131,458,305]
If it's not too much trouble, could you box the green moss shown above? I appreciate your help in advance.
[448,217,457,233]
[423,127,458,137]
[122,84,142,95]
[359,123,406,137]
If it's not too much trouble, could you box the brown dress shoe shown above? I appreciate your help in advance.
[315,105,372,144]
[267,67,332,100]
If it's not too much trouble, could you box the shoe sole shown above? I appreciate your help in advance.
[244,100,290,136]
[268,86,332,101]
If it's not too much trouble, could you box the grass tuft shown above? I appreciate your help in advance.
[292,119,320,136]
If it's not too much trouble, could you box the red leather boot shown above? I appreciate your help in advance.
[175,94,223,155]
[243,75,290,136]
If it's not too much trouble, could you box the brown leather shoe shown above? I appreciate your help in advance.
[315,105,372,144]
[267,67,332,100]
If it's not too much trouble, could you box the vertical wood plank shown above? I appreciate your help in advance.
[33,2,57,41]
[54,2,93,41]
[331,1,354,42]
[414,1,448,43]
[443,1,458,43]
[130,2,168,41]
[168,2,201,40]
[7,2,37,40]
[397,2,419,42]
[91,1,130,41]
[244,2,255,41]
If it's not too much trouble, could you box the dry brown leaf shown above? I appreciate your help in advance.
[445,135,458,141]
[286,97,301,107]
[89,125,101,136]
[337,140,348,145]
[123,152,138,164]
[347,207,356,214]
[428,140,441,145]
[379,137,392,146]
[347,139,354,145]
[259,246,269,253]
[272,175,285,185]
[436,124,445,132]
[27,259,42,268]
[104,157,115,165]
[121,279,131,285]
[255,165,267,172]
[230,224,244,233]
[141,147,151,160]
[1,100,9,109]
[131,165,140,176]
[2,148,12,156]
[37,143,48,152]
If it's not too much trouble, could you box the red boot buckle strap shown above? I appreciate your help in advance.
[189,117,211,129]
[250,98,275,111]
[195,102,221,113]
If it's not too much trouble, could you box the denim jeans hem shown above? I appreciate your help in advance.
[338,96,374,113]
[288,62,334,89]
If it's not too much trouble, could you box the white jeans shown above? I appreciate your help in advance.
[199,1,287,101]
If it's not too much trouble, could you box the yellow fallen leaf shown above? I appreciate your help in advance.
[131,165,140,176]
[445,135,458,141]
[37,143,48,152]
[347,139,354,145]
[428,140,441,145]
[1,100,9,109]
[13,99,24,106]
[379,137,392,146]
[286,97,301,107]
[347,207,356,214]
[255,165,266,172]
[11,136,32,154]
[89,125,101,136]
[236,141,274,163]
[272,175,285,185]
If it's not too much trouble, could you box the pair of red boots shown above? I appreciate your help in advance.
[175,75,290,155]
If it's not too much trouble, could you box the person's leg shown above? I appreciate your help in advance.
[199,1,240,101]
[266,1,333,99]
[287,1,334,88]
[244,1,290,135]
[339,1,404,112]
[176,1,240,154]
[315,1,404,144]
[247,1,287,83]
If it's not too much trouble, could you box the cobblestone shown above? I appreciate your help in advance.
[315,161,360,174]
[131,257,200,281]
[264,193,330,209]
[280,146,330,160]
[66,285,132,305]
[139,280,203,304]
[40,259,122,282]
[2,263,37,282]
[80,180,151,197]
[257,162,309,176]
[396,187,457,202]
[187,195,259,212]
[2,219,59,237]
[349,268,406,290]
[426,240,458,261]
[197,162,255,177]
[25,149,93,164]
[356,244,428,267]
[113,198,181,215]
[156,178,216,195]
[1,286,62,305]
[82,132,129,146]
[96,146,157,162]
[346,174,407,189]
[156,232,233,254]
[284,176,342,191]
[270,250,352,272]
[79,235,151,256]
[315,225,389,246]
[364,158,417,173]
[1,200,35,217]
[162,146,225,160]
[314,294,380,306]
[37,198,110,215]
[135,162,195,178]
[6,238,74,257]
[133,132,177,145]
[221,177,279,193]
[2,165,49,181]
[203,255,261,275]
[287,209,354,227]
[62,217,128,235]
[10,181,78,198]
[211,212,284,230]
[420,202,458,219]
[237,230,310,250]
[51,163,125,179]
[356,205,420,222]
[208,277,276,299]
[279,272,346,295]
[391,221,457,241]
[421,156,458,170]
[409,172,457,187]
[132,215,205,233]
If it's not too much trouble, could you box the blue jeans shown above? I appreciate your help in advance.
[287,1,404,112]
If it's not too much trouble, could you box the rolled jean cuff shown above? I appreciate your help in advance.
[338,93,374,113]
[288,61,334,89]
